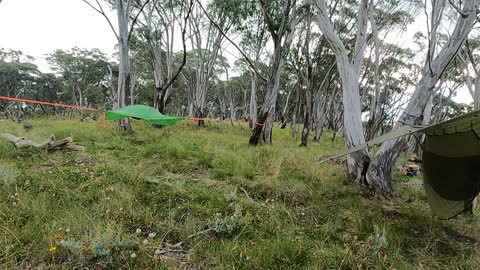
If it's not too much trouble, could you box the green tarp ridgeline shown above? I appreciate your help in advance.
[105,105,185,126]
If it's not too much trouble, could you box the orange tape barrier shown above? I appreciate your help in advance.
[0,95,107,128]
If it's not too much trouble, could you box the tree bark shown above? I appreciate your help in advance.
[365,3,381,141]
[314,0,370,183]
[249,0,298,145]
[300,12,313,147]
[115,0,132,132]
[366,0,477,197]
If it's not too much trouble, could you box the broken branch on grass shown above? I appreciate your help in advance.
[0,133,85,151]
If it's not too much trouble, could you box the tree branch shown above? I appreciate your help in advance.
[465,38,478,74]
[448,0,469,18]
[352,0,369,74]
[162,0,194,93]
[257,0,279,39]
[81,0,119,40]
[128,0,152,42]
[196,0,267,82]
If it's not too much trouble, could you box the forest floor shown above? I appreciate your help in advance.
[0,118,479,269]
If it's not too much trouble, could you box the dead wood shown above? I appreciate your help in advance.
[0,133,85,151]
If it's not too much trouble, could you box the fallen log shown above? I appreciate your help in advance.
[0,133,85,151]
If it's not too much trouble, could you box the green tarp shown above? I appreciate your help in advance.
[105,105,185,126]
[318,110,480,219]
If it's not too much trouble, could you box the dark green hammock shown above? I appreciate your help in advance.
[319,110,480,219]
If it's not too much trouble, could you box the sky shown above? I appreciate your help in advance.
[0,0,474,105]
[0,0,118,68]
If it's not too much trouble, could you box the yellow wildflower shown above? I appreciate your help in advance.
[84,245,93,253]
[49,246,57,252]
[245,211,252,218]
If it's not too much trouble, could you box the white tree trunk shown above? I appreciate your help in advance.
[115,0,132,131]
[249,69,258,127]
[367,0,478,196]
[314,0,370,182]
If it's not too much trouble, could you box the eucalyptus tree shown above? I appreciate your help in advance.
[313,0,478,196]
[133,0,193,114]
[313,0,371,182]
[47,48,110,109]
[363,43,419,140]
[459,38,480,109]
[82,0,151,131]
[0,60,40,108]
[367,0,479,196]
[249,0,299,145]
[363,1,419,141]
[236,4,268,128]
[187,0,242,127]
[0,50,63,116]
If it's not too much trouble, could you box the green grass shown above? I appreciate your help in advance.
[0,118,479,269]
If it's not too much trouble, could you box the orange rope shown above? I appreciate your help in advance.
[0,95,107,129]
[0,95,101,112]
[190,117,207,121]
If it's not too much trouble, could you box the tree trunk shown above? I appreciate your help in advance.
[249,67,258,129]
[367,0,477,196]
[249,0,298,145]
[249,111,268,145]
[313,65,334,143]
[365,4,381,141]
[314,0,370,183]
[474,76,480,110]
[115,0,131,132]
[263,108,275,143]
[300,13,313,147]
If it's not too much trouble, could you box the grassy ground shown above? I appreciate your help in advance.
[0,118,479,269]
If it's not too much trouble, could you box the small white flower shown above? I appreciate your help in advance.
[130,252,137,258]
[155,249,161,255]
[119,208,124,211]
[65,228,70,233]
[12,202,16,206]
[135,228,141,234]
[148,232,156,238]
[60,239,66,245]
[143,239,149,245]
[14,193,19,196]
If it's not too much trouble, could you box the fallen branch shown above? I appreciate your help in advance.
[0,133,85,151]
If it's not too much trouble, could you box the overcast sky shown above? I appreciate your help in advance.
[0,0,118,68]
[0,0,473,104]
